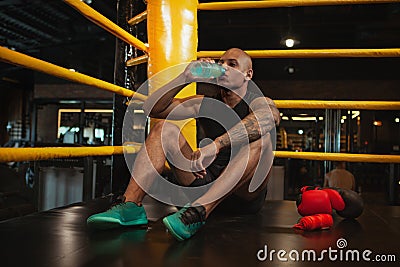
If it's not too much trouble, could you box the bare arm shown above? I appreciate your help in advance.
[214,97,280,151]
[143,60,218,120]
[142,73,199,119]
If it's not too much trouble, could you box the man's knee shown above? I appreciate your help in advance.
[234,171,271,202]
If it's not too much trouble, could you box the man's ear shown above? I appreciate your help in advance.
[245,69,253,80]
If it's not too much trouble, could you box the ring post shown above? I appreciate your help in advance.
[147,0,198,150]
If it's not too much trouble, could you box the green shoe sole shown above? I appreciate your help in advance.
[88,216,148,230]
[162,217,184,241]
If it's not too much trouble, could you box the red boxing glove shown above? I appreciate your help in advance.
[321,188,345,211]
[299,185,320,193]
[293,214,333,231]
[297,187,332,216]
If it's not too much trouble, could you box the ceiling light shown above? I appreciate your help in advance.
[395,118,400,123]
[292,116,317,121]
[286,66,295,74]
[285,38,295,47]
[280,37,300,48]
[373,120,382,126]
[298,129,304,135]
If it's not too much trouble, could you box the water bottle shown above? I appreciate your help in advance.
[190,62,225,78]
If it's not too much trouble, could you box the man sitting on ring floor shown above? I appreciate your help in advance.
[87,48,281,241]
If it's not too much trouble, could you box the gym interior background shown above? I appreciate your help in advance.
[0,0,399,221]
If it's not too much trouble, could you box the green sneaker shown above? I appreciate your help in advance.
[162,204,206,241]
[87,200,148,230]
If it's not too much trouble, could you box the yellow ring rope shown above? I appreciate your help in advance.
[198,48,400,58]
[1,146,399,163]
[274,151,400,163]
[0,46,147,101]
[63,0,148,53]
[126,55,149,67]
[198,0,400,10]
[0,145,141,163]
[274,100,400,110]
[128,11,148,26]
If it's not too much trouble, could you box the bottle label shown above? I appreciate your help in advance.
[190,62,225,78]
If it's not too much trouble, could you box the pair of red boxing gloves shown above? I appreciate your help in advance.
[293,186,364,231]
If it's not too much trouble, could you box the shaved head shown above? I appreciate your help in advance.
[223,48,252,71]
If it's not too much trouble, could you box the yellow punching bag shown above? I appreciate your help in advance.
[147,0,198,150]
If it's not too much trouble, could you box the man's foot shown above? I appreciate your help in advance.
[87,196,148,230]
[162,204,206,241]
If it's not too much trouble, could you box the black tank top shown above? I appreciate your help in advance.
[197,90,263,166]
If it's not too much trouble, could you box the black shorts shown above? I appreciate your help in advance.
[166,161,267,214]
[189,162,226,187]
[215,186,268,214]
[189,163,268,215]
